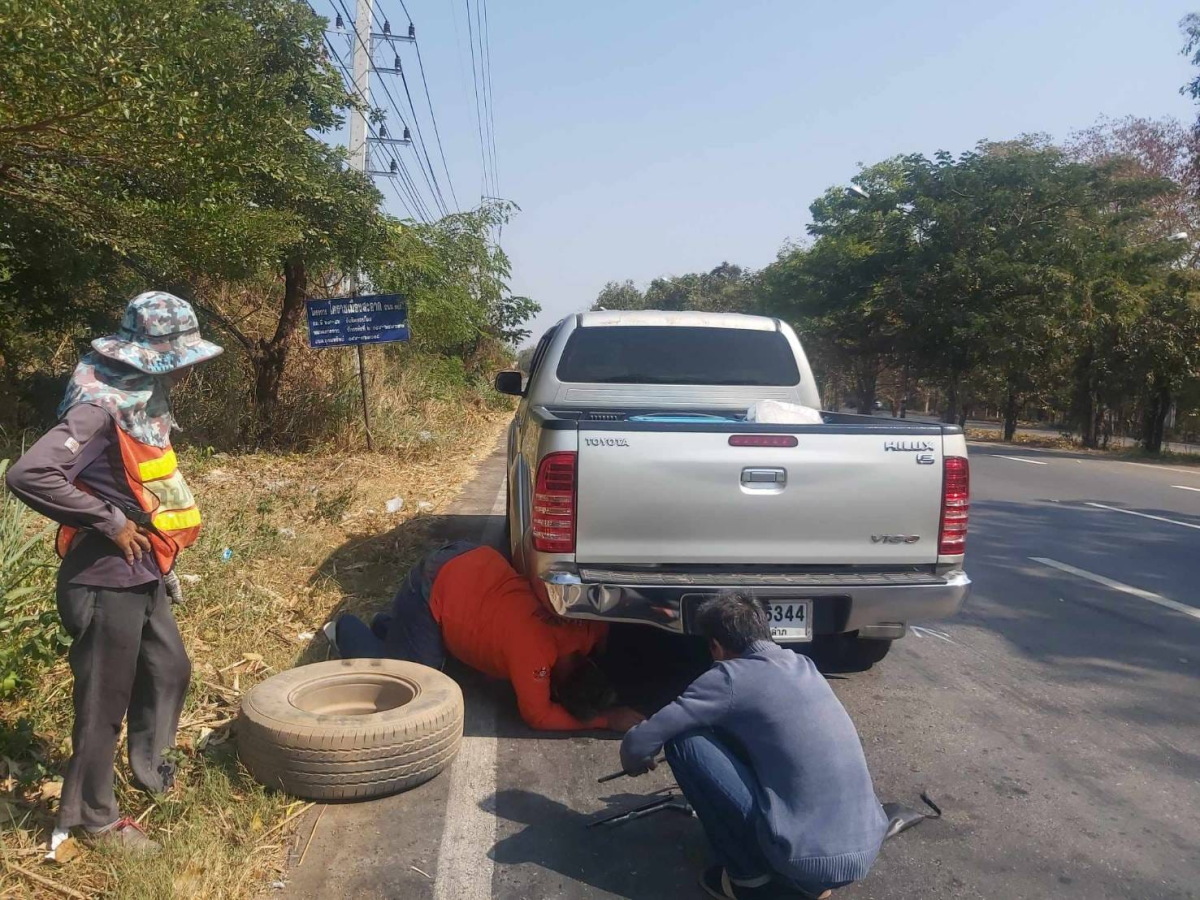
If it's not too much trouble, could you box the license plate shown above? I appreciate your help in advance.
[765,600,812,642]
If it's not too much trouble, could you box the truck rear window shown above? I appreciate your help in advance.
[555,326,801,386]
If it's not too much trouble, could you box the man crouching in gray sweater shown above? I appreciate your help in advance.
[619,592,888,900]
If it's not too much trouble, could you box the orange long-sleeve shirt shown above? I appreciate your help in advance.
[429,546,609,731]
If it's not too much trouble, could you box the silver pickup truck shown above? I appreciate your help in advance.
[494,310,970,669]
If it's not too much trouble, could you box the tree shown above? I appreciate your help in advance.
[1126,274,1200,451]
[763,158,918,414]
[591,280,645,311]
[589,265,758,315]
[370,201,539,356]
[0,0,392,432]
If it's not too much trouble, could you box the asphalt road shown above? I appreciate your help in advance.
[285,438,1200,900]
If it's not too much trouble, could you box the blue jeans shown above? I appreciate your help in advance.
[666,730,843,894]
[334,541,476,668]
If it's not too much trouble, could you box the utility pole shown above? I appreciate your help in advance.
[347,0,372,178]
[348,0,375,450]
[336,0,414,450]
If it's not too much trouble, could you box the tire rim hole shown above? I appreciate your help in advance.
[291,676,416,716]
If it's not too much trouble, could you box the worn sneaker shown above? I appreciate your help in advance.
[85,817,160,856]
[699,867,833,900]
[322,619,340,656]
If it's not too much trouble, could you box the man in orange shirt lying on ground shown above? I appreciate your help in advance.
[328,542,644,732]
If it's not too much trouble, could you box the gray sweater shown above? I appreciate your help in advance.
[620,640,887,885]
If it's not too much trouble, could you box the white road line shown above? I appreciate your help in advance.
[1173,485,1200,493]
[910,625,957,644]
[1123,461,1200,476]
[997,455,1049,466]
[1085,501,1200,531]
[433,481,506,900]
[1031,557,1200,622]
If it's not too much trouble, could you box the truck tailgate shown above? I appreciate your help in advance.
[575,428,945,566]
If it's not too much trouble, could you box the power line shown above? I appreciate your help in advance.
[414,41,460,212]
[366,2,451,215]
[315,7,426,219]
[330,0,447,218]
[464,0,492,201]
[336,0,444,217]
[398,63,450,213]
[322,28,431,221]
[479,0,499,202]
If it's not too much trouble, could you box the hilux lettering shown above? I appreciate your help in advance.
[884,440,935,453]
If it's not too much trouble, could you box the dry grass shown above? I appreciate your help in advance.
[0,403,511,899]
[966,427,1200,465]
[965,427,1079,449]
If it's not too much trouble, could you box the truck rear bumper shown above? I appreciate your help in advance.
[539,568,971,637]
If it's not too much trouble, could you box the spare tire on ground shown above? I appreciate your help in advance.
[237,658,464,801]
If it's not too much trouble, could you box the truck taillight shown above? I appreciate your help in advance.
[938,456,969,556]
[532,451,577,553]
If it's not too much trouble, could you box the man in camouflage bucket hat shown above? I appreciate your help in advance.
[91,291,224,375]
[6,292,221,856]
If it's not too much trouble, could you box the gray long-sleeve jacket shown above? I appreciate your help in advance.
[5,403,161,587]
[620,640,887,885]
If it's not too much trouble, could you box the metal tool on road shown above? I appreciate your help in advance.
[883,791,943,839]
[587,790,693,828]
[596,755,665,784]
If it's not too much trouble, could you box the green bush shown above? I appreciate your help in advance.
[0,459,65,697]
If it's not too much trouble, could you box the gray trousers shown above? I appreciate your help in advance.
[56,576,191,830]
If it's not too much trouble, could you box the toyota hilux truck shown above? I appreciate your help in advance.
[493,310,970,669]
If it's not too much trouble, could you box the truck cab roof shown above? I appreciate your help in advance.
[578,310,780,331]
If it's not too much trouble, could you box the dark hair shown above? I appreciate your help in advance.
[555,658,618,722]
[694,591,770,655]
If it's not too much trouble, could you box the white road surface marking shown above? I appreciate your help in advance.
[1085,502,1200,531]
[433,481,506,900]
[1172,485,1200,493]
[910,625,957,644]
[997,455,1048,466]
[1123,461,1200,475]
[1031,557,1200,622]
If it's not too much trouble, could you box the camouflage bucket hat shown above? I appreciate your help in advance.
[91,291,223,375]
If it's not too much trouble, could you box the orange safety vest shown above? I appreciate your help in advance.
[56,428,201,574]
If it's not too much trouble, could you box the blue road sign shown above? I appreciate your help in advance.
[305,294,410,349]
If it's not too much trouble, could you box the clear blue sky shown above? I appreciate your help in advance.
[325,0,1200,344]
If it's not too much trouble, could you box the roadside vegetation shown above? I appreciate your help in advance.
[0,0,530,895]
[1,395,510,898]
[590,16,1200,457]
